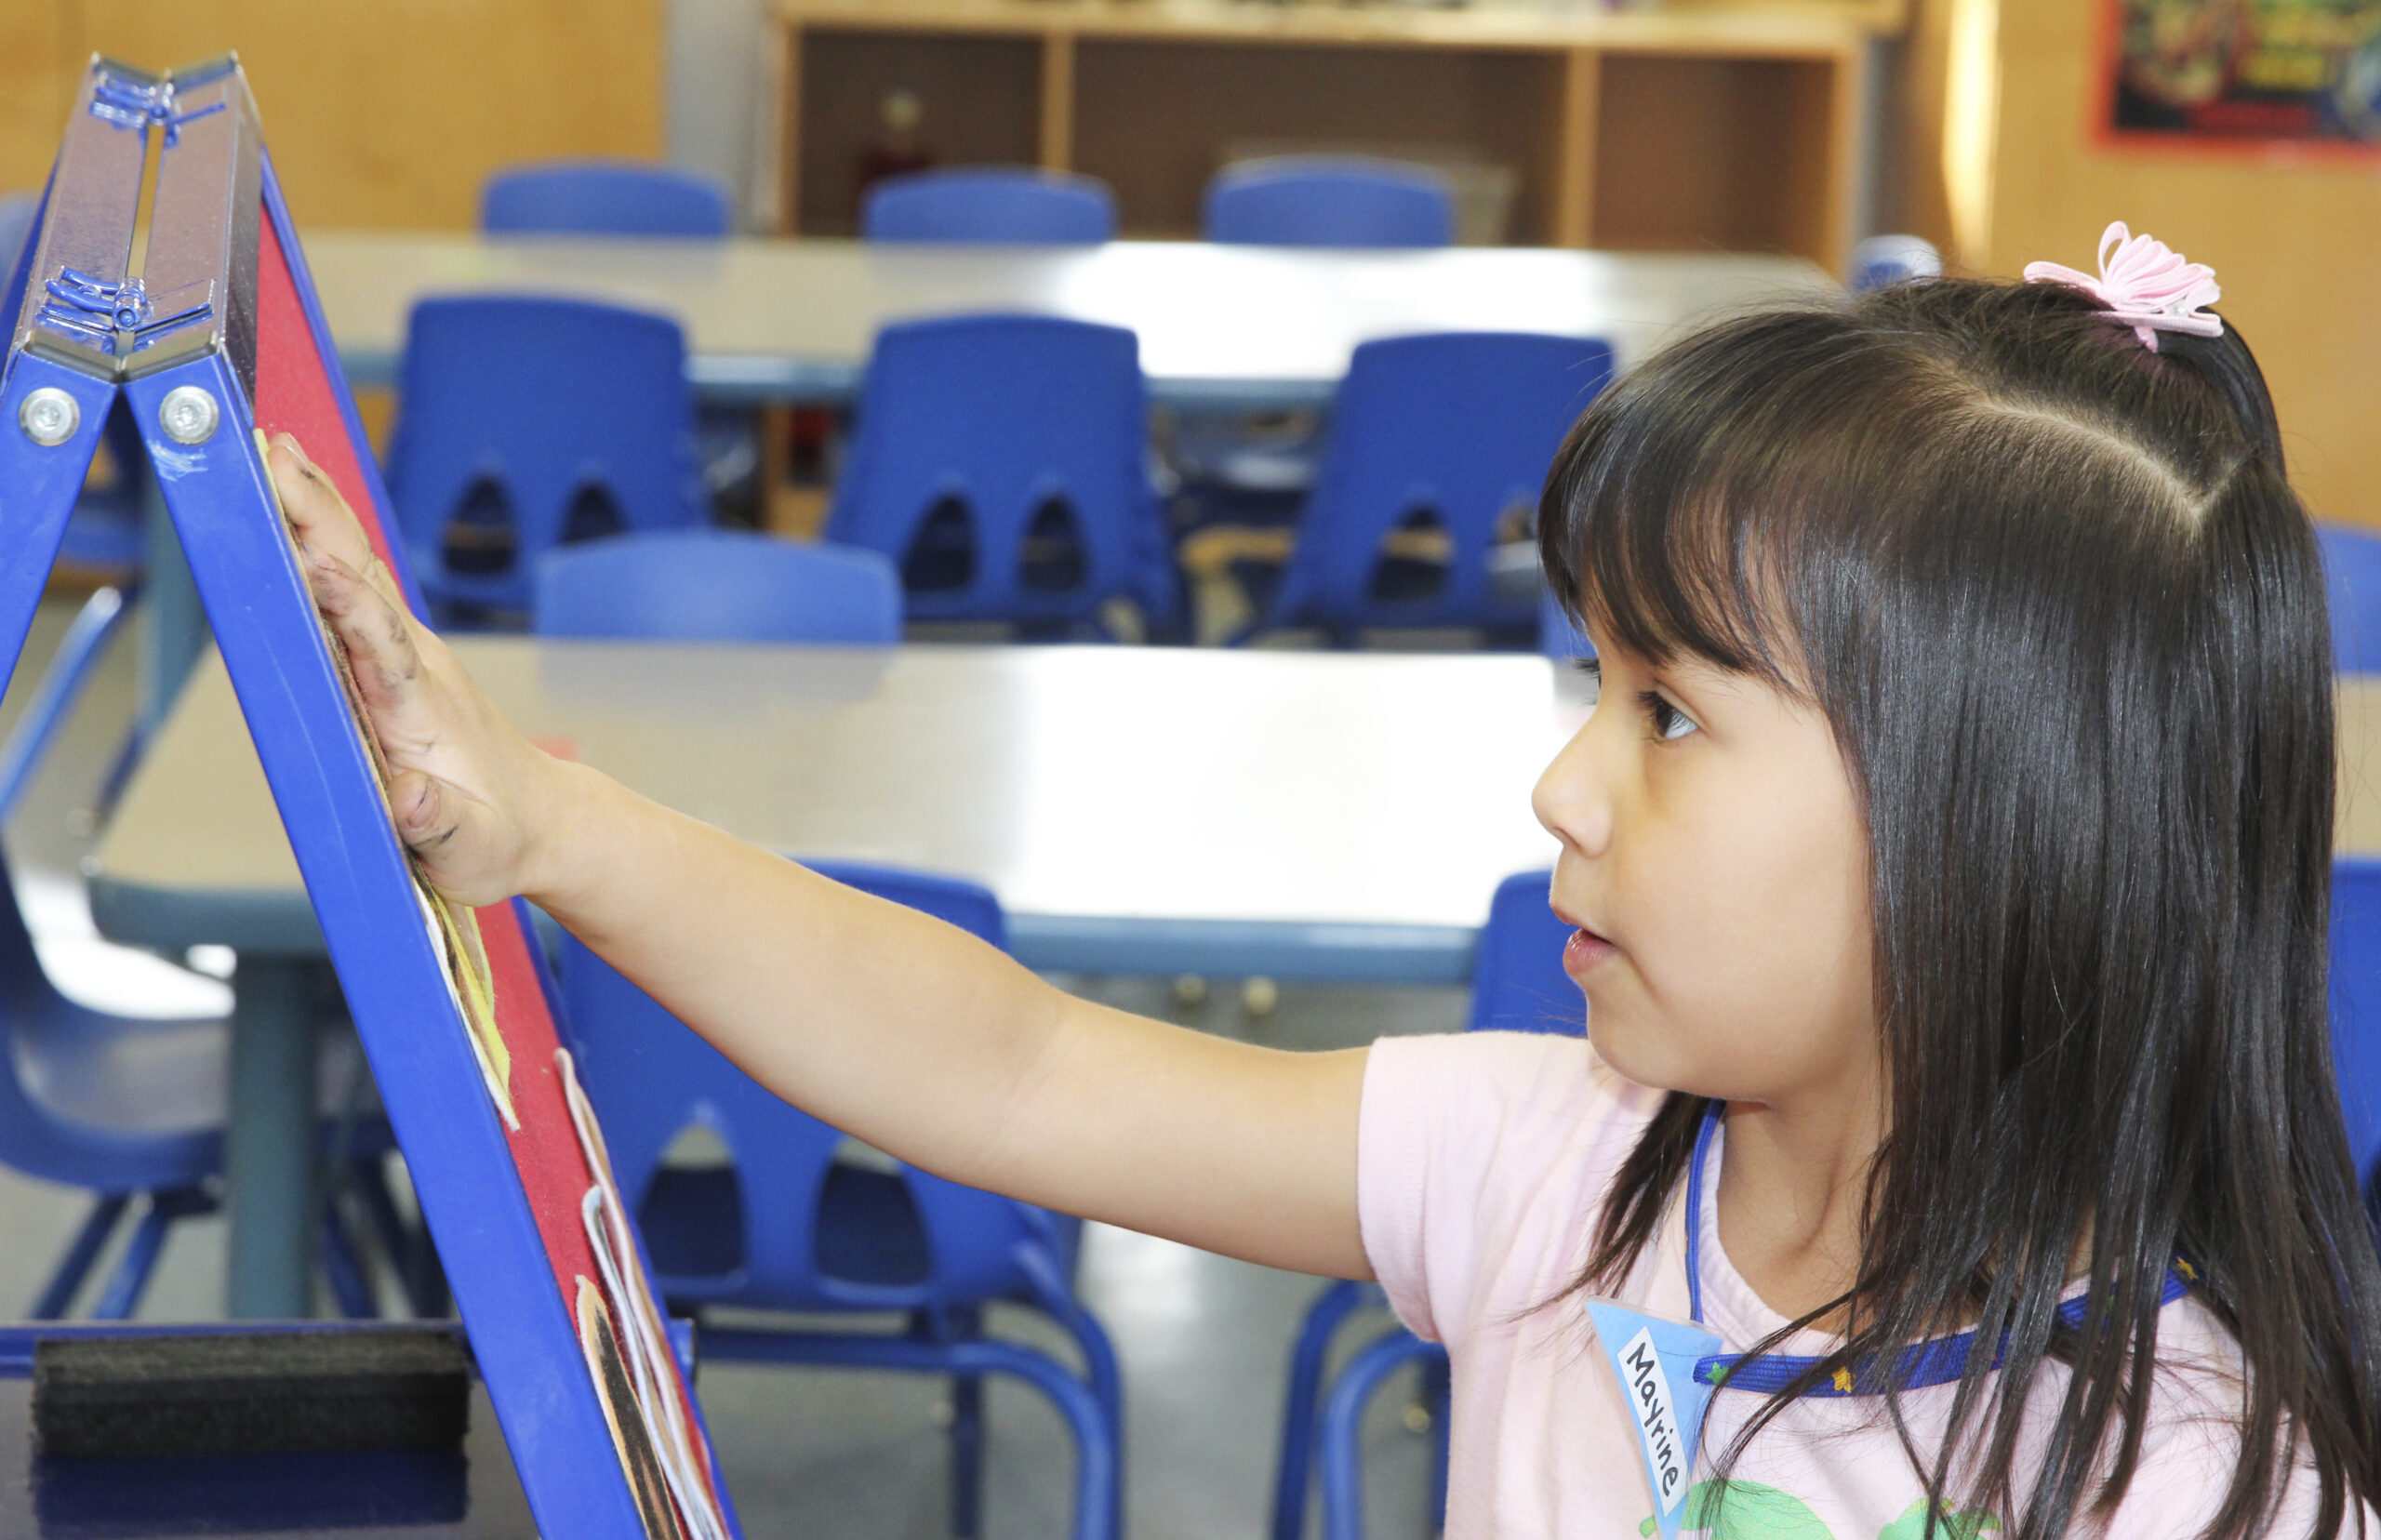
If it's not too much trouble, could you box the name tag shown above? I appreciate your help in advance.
[1586,1300,1722,1540]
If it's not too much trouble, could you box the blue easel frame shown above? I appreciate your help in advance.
[0,57,739,1540]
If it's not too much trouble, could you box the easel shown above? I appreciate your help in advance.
[0,57,741,1540]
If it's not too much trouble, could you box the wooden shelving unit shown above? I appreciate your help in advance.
[763,0,1896,271]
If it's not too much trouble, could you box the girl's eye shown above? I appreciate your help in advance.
[1640,690,1700,741]
[1573,657,1603,709]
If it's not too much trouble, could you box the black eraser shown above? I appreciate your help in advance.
[33,1328,472,1458]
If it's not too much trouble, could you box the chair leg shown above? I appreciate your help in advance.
[1270,1280,1375,1540]
[318,1201,378,1320]
[352,1153,447,1318]
[1012,1239,1127,1538]
[1318,1332,1443,1540]
[32,1193,131,1320]
[944,1306,987,1540]
[1013,1241,1125,1437]
[702,1329,1120,1540]
[1422,1348,1451,1526]
[90,1187,213,1321]
[951,1369,986,1538]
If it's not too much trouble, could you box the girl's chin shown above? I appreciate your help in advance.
[1584,1010,1689,1095]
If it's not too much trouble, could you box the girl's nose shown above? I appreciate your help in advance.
[1532,721,1612,857]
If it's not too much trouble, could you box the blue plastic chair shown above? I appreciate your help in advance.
[0,578,421,1320]
[0,822,406,1320]
[1266,333,1614,642]
[557,862,1122,1540]
[534,530,900,644]
[2320,524,2381,672]
[481,160,732,238]
[1271,870,1578,1540]
[2329,860,2381,1199]
[385,296,706,624]
[1204,159,1455,249]
[0,193,33,280]
[864,167,1116,246]
[476,161,761,543]
[1848,233,1943,292]
[1175,161,1448,524]
[1540,590,1593,659]
[827,314,1177,635]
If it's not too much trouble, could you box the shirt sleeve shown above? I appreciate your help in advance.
[1356,1030,1656,1350]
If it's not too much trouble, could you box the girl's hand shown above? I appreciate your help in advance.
[267,433,565,907]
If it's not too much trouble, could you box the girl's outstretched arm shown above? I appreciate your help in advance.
[267,436,1370,1280]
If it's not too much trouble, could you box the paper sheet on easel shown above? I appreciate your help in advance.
[577,1276,691,1540]
[560,1048,731,1540]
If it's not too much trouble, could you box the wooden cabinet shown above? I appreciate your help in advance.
[764,0,1896,270]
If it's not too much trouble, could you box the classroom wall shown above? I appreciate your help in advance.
[669,0,766,228]
[1939,0,2381,529]
[0,0,665,229]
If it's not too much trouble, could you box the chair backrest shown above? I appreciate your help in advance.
[1540,589,1592,659]
[863,167,1116,246]
[535,530,901,644]
[1274,332,1614,636]
[0,841,219,1191]
[386,296,705,620]
[481,160,733,238]
[2320,524,2381,672]
[1467,870,1585,1038]
[826,313,1172,629]
[2332,859,2381,1192]
[1204,158,1455,249]
[0,193,35,283]
[558,860,1055,1310]
[1849,233,1942,291]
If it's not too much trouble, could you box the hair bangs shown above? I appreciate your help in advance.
[1536,307,1940,694]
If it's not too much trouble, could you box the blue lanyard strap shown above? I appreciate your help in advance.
[1680,1104,2199,1397]
[1691,1264,2195,1396]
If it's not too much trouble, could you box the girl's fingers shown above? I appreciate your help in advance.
[390,767,470,859]
[267,435,376,575]
[390,770,513,908]
[269,436,418,621]
[306,545,427,724]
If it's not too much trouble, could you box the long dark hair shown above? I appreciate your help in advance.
[1538,278,2381,1537]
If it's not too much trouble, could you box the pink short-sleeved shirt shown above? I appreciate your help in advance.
[1358,1031,2363,1540]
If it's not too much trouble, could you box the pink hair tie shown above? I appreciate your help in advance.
[2022,221,2223,352]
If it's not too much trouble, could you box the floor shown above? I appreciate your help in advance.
[0,594,1453,1539]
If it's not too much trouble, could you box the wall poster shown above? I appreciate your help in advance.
[2109,0,2381,146]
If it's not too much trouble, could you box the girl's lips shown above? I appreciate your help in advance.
[1563,926,1616,976]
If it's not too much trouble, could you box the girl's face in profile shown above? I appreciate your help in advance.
[1533,639,1878,1113]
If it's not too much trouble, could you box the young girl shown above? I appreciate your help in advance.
[271,224,2380,1539]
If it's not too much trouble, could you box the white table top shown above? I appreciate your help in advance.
[91,645,2381,974]
[301,233,1834,407]
[90,640,1581,977]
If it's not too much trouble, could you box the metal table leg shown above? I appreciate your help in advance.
[224,957,318,1319]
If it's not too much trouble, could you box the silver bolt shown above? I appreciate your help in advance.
[18,387,78,447]
[158,385,219,445]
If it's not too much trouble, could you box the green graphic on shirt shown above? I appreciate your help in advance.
[1638,1480,2002,1540]
[1878,1499,2002,1540]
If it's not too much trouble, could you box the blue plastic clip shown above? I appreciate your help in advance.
[87,74,166,134]
[86,74,225,147]
[34,270,212,357]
